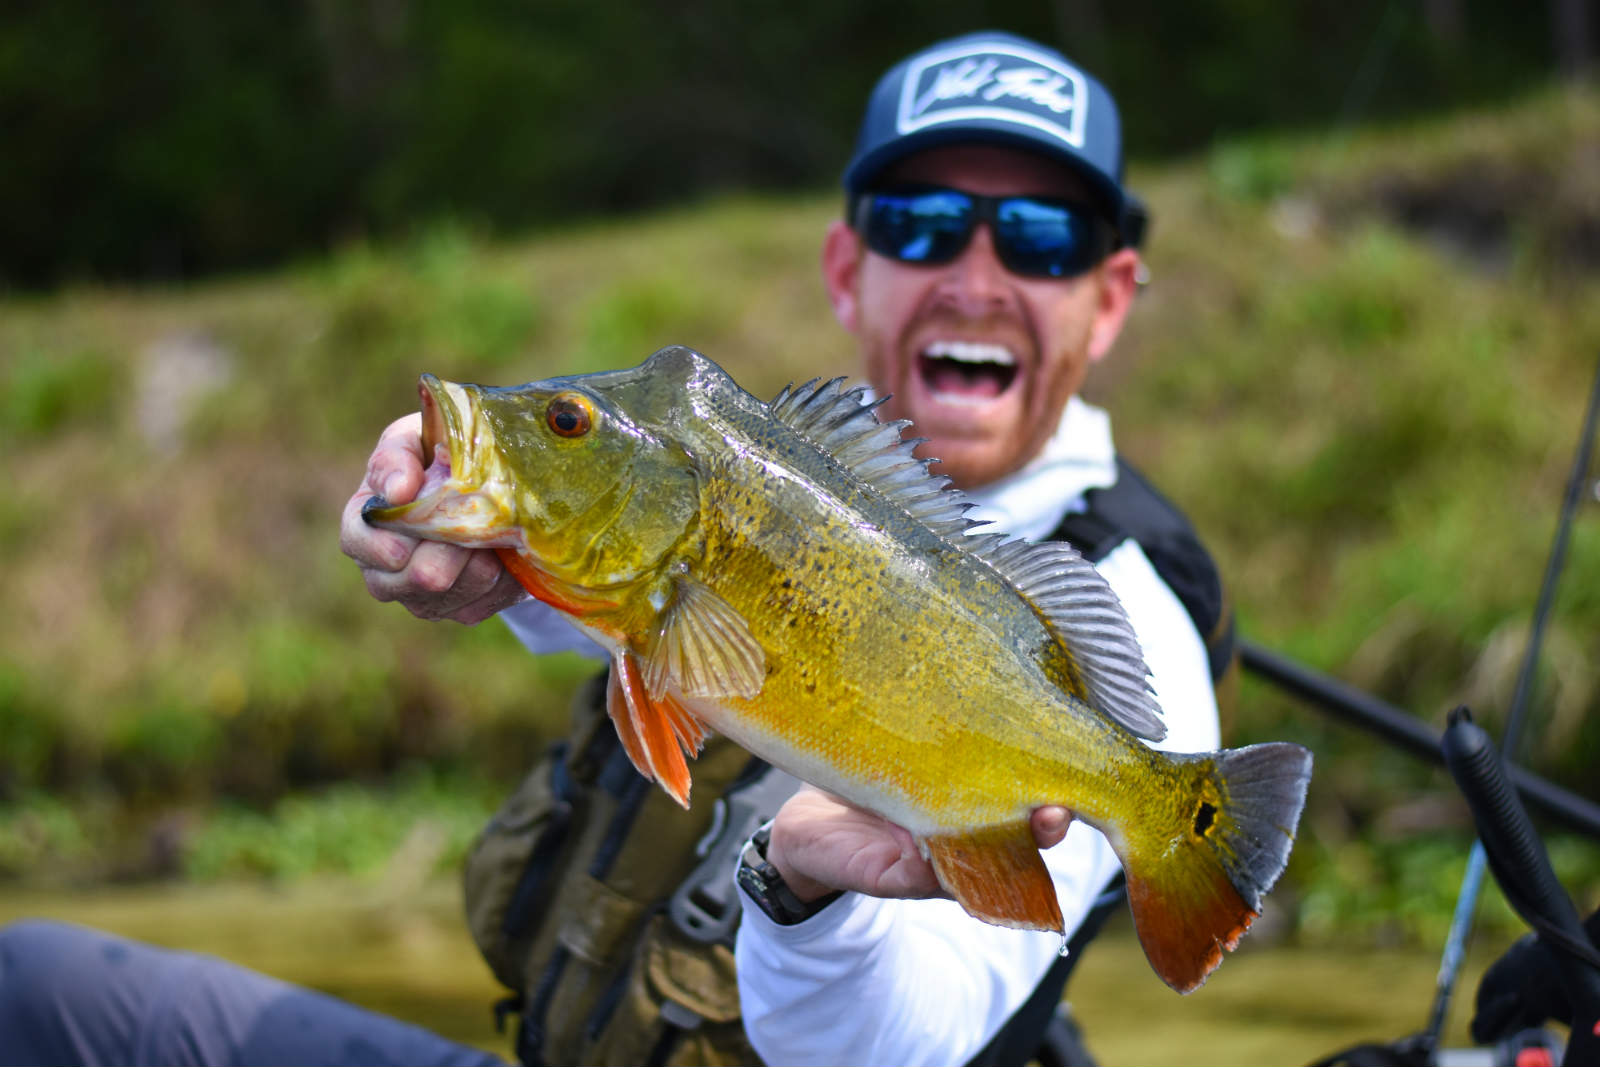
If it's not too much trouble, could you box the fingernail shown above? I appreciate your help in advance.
[383,471,405,500]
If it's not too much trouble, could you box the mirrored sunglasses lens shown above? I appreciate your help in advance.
[996,199,1095,277]
[865,191,973,264]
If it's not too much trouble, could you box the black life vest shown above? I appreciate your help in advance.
[1052,455,1234,686]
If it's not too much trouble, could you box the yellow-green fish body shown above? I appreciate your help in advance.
[365,345,1311,992]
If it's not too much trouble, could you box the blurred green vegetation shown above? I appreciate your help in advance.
[2,85,1598,948]
[0,0,1576,287]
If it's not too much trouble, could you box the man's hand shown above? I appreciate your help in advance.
[765,785,1072,904]
[338,413,526,624]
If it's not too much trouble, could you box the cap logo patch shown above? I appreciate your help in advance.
[898,43,1088,148]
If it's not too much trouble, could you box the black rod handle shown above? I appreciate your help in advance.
[1441,707,1600,1057]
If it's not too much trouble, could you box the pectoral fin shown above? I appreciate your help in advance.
[605,650,709,809]
[921,823,1064,934]
[642,576,766,701]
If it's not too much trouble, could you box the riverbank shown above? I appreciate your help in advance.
[0,878,1505,1066]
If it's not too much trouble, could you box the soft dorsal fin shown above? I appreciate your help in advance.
[769,378,971,537]
[642,574,767,701]
[969,536,1166,741]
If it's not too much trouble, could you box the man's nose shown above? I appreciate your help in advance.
[935,224,1013,313]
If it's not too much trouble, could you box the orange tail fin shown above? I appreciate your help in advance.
[1119,742,1312,993]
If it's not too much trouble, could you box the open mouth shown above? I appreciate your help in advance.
[416,442,453,498]
[917,341,1019,406]
[419,374,452,474]
[361,374,466,529]
[414,373,459,500]
[360,376,518,546]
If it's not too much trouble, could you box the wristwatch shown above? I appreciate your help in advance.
[736,823,843,926]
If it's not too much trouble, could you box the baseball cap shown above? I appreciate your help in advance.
[843,31,1126,230]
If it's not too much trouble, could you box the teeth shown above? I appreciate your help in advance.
[923,340,1016,366]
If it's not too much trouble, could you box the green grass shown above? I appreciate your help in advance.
[1,84,1597,941]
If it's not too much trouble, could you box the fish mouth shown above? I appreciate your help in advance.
[916,340,1020,408]
[361,375,519,547]
[419,373,452,472]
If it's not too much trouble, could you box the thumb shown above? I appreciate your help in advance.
[1031,806,1073,849]
[367,413,426,503]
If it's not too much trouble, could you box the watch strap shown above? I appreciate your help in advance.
[736,823,843,926]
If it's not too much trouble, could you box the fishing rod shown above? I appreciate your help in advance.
[1418,350,1600,1058]
[1238,641,1600,840]
[1241,351,1600,1062]
[1439,707,1600,1066]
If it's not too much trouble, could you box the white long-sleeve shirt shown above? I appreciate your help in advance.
[499,396,1220,1067]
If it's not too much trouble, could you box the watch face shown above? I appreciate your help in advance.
[736,851,787,923]
[737,834,842,926]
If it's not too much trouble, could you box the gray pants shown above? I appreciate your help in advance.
[0,920,505,1067]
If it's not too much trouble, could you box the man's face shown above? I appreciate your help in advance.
[822,145,1139,489]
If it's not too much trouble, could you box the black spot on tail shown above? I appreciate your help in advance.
[1194,800,1217,838]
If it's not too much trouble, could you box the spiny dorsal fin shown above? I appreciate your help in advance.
[642,574,767,701]
[769,378,971,537]
[969,536,1166,741]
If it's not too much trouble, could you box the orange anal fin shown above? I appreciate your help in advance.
[921,823,1064,934]
[606,651,694,809]
[1124,854,1255,994]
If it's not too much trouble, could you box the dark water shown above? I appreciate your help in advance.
[0,880,1503,1067]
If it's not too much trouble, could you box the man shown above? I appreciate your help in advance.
[0,30,1219,1067]
[350,28,1218,1066]
[725,33,1219,1065]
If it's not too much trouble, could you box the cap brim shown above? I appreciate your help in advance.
[843,123,1124,224]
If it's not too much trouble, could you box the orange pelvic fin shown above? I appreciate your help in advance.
[603,661,655,792]
[605,650,707,809]
[921,822,1064,934]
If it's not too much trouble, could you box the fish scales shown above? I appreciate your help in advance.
[687,380,1133,829]
[363,345,1312,993]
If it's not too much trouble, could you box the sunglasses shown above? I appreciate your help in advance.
[851,186,1116,280]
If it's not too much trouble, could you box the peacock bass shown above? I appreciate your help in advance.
[363,345,1312,993]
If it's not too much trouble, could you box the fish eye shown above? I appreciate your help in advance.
[546,394,593,438]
